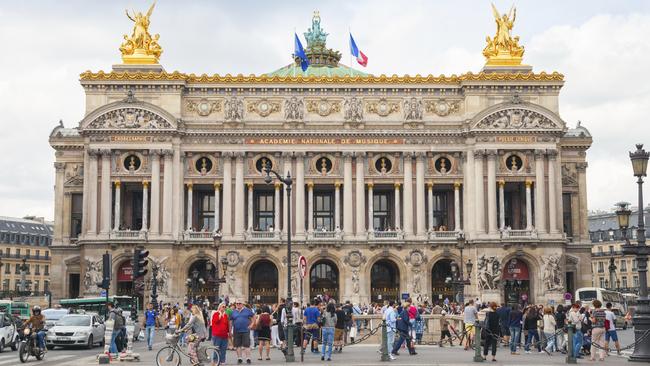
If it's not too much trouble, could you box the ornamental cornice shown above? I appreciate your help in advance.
[79,70,565,84]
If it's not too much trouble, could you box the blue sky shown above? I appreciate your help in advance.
[1,0,650,219]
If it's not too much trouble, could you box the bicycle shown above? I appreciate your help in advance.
[156,333,220,366]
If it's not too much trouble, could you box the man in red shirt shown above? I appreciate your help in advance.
[211,303,229,366]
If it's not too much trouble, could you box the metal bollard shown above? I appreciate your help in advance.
[381,319,390,362]
[473,320,484,362]
[566,324,576,364]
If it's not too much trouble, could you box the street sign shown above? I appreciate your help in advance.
[298,256,307,278]
[401,293,410,300]
[100,290,107,297]
[564,292,573,301]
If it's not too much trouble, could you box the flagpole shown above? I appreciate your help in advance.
[293,28,296,78]
[349,27,352,77]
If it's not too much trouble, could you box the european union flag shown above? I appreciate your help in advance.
[294,33,309,72]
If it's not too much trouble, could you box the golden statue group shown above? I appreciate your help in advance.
[119,2,162,64]
[483,3,525,66]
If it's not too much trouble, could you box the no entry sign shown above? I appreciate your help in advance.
[298,255,307,278]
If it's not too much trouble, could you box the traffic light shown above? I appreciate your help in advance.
[98,252,111,290]
[133,248,149,279]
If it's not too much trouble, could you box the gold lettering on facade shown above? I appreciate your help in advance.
[245,138,404,145]
[110,136,151,142]
[495,136,535,143]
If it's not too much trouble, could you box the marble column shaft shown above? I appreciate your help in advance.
[525,180,533,230]
[186,183,193,231]
[534,151,547,233]
[295,154,305,235]
[343,154,353,236]
[150,151,160,235]
[427,183,434,231]
[355,153,366,236]
[486,151,498,234]
[474,151,485,234]
[87,151,98,236]
[403,154,414,236]
[464,151,475,236]
[334,182,341,231]
[498,181,505,230]
[100,152,111,235]
[274,183,281,233]
[213,183,220,231]
[307,182,314,232]
[234,154,245,238]
[142,181,149,231]
[367,183,374,231]
[247,183,254,230]
[162,151,173,235]
[113,181,121,230]
[394,183,401,230]
[454,182,462,232]
[221,154,233,237]
[282,156,291,235]
[547,151,558,233]
[53,163,65,242]
[415,154,426,236]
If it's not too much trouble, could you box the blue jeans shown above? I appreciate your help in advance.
[387,331,395,354]
[391,330,415,355]
[109,329,120,353]
[573,330,583,358]
[145,325,155,349]
[525,329,540,352]
[212,336,228,364]
[509,326,521,353]
[36,330,46,349]
[544,331,555,352]
[321,327,334,359]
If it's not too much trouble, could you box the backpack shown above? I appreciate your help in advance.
[113,310,125,329]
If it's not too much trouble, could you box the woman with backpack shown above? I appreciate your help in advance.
[255,306,272,361]
[321,303,337,361]
[523,305,541,353]
[590,300,607,361]
[543,306,557,354]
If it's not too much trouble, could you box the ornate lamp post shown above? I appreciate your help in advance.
[619,143,650,362]
[447,233,473,305]
[262,160,295,362]
[210,232,227,303]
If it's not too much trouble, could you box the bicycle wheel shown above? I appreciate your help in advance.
[200,346,220,365]
[155,346,181,366]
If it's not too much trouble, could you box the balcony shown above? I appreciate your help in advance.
[183,231,214,241]
[109,230,146,240]
[500,229,538,239]
[307,230,343,241]
[428,230,460,241]
[245,230,280,241]
[369,230,403,240]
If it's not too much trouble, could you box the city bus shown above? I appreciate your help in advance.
[575,287,629,328]
[58,296,138,320]
[622,293,638,314]
[0,300,30,319]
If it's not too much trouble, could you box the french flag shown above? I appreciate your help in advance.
[349,33,368,67]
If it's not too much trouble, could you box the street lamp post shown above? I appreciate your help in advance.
[448,233,473,305]
[211,232,227,304]
[618,143,650,362]
[262,160,295,362]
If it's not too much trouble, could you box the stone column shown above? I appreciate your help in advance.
[247,182,254,231]
[53,162,65,242]
[486,150,498,235]
[464,151,475,236]
[150,150,160,235]
[367,183,374,232]
[113,181,121,231]
[343,153,353,237]
[295,153,306,237]
[534,150,547,233]
[525,180,533,230]
[162,150,173,236]
[355,152,366,237]
[577,163,588,240]
[334,182,341,231]
[186,182,193,231]
[100,151,111,236]
[87,150,98,236]
[547,150,559,233]
[394,183,401,230]
[474,150,485,234]
[213,183,220,232]
[81,151,90,235]
[555,151,564,234]
[403,153,414,236]
[172,144,181,239]
[307,182,314,232]
[234,153,245,239]
[282,153,291,235]
[454,181,462,232]
[274,182,281,234]
[221,153,233,237]
[62,192,71,242]
[427,182,434,231]
[142,181,149,231]
[415,153,426,236]
[498,180,505,230]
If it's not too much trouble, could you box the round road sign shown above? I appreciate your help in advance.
[298,255,307,278]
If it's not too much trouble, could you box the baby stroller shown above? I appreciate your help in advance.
[581,332,592,356]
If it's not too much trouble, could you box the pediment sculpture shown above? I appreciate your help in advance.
[343,97,363,122]
[404,97,423,121]
[475,108,560,130]
[87,107,173,130]
[224,97,244,122]
[284,96,305,121]
[477,255,501,290]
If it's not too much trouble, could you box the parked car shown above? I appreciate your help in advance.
[42,308,70,330]
[0,312,18,352]
[45,314,105,350]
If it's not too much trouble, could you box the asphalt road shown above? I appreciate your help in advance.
[0,328,639,365]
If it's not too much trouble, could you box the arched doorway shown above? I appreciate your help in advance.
[310,260,339,302]
[249,260,278,305]
[371,260,400,303]
[431,259,455,305]
[116,260,133,296]
[502,258,531,307]
[187,259,218,304]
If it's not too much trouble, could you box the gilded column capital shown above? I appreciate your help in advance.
[334,181,342,188]
[281,151,293,158]
[142,180,149,188]
[221,151,233,159]
[161,149,174,157]
[234,151,246,160]
[403,152,413,160]
[366,182,374,188]
[186,182,193,189]
[246,181,254,189]
[149,149,162,157]
[497,180,505,187]
[100,148,112,157]
[88,149,101,159]
[427,181,434,189]
[547,149,558,160]
[525,180,533,188]
[454,181,462,189]
[114,181,121,188]
[54,162,65,171]
[394,182,401,189]
[213,182,221,189]
[307,181,314,188]
[274,182,282,189]
[415,151,427,159]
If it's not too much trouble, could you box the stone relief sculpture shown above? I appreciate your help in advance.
[366,98,399,117]
[306,99,340,117]
[147,256,170,296]
[425,99,460,117]
[83,259,103,294]
[224,96,244,122]
[476,108,558,130]
[542,254,564,291]
[412,268,422,295]
[87,108,173,129]
[343,250,366,268]
[351,269,360,294]
[405,249,427,267]
[248,99,280,117]
[403,97,423,121]
[477,255,501,290]
[284,96,305,121]
[343,97,363,122]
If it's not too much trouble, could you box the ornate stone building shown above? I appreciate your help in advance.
[49,8,593,307]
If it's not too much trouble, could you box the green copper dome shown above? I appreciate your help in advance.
[266,11,369,78]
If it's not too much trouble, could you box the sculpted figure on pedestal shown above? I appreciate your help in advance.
[542,254,564,291]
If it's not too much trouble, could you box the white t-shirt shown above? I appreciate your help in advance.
[604,310,617,331]
[464,305,478,323]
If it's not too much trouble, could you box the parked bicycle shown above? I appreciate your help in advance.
[156,333,219,366]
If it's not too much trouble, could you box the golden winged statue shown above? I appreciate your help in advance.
[483,3,524,66]
[119,1,162,64]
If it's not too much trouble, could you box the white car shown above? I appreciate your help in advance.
[46,314,105,349]
[0,313,18,352]
[42,308,70,330]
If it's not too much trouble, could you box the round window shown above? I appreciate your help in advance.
[256,157,273,173]
[435,157,452,174]
[195,156,213,174]
[506,154,523,172]
[316,156,333,174]
[374,156,392,174]
[124,155,141,171]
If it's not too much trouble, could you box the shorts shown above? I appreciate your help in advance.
[304,327,319,341]
[464,323,475,336]
[334,328,344,342]
[500,325,510,336]
[605,330,618,342]
[233,332,251,348]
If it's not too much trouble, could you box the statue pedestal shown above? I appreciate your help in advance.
[481,290,501,304]
[544,291,565,306]
[113,63,165,73]
[482,64,532,73]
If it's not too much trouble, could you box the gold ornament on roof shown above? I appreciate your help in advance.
[483,3,524,66]
[120,2,162,64]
